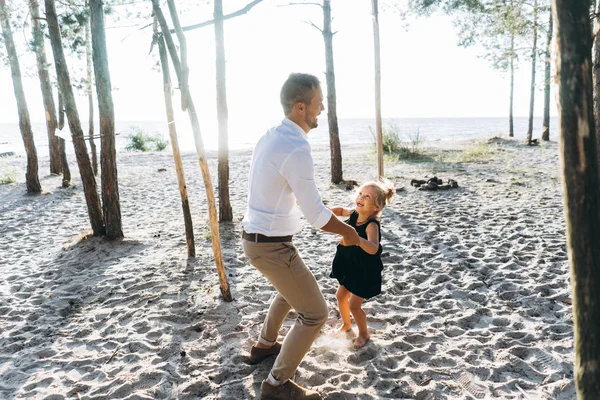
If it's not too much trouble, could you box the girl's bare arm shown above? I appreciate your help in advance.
[329,207,353,217]
[359,222,380,255]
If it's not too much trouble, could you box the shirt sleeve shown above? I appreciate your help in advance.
[281,148,333,229]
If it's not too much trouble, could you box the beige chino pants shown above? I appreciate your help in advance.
[242,239,328,383]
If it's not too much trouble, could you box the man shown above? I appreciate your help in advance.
[242,73,360,400]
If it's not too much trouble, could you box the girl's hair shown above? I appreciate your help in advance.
[358,179,395,217]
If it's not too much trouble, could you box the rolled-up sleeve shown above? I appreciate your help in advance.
[281,148,333,229]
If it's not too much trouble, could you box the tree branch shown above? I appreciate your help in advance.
[173,0,264,33]
[282,1,322,6]
[303,20,322,32]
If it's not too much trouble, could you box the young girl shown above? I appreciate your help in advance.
[329,180,395,348]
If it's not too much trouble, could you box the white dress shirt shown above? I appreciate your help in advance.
[242,118,333,236]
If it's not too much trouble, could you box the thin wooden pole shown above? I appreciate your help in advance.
[155,23,195,258]
[371,0,383,179]
[153,0,232,301]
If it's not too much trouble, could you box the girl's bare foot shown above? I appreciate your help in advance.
[353,334,370,349]
[337,324,355,337]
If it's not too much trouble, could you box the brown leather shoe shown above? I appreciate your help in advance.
[260,379,321,400]
[248,342,282,364]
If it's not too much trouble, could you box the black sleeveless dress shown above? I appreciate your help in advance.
[329,211,383,299]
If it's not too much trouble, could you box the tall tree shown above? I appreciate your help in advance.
[541,3,552,141]
[214,0,233,221]
[28,0,71,186]
[553,0,600,397]
[85,0,98,176]
[28,0,61,174]
[46,0,105,235]
[90,0,123,239]
[323,0,343,183]
[153,0,232,301]
[1,0,42,193]
[525,0,539,145]
[593,0,600,161]
[408,0,528,138]
[298,0,345,183]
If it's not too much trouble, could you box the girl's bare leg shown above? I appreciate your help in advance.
[349,294,370,348]
[336,285,353,333]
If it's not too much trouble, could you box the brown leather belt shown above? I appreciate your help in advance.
[242,230,293,243]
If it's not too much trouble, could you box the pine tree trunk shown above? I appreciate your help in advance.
[323,0,343,184]
[1,0,41,194]
[58,90,65,130]
[553,1,600,397]
[155,0,232,301]
[542,5,552,141]
[90,0,123,240]
[593,0,600,164]
[29,0,61,175]
[58,136,70,187]
[45,0,105,235]
[509,32,515,137]
[85,7,98,176]
[156,27,195,257]
[214,0,233,222]
[526,0,538,145]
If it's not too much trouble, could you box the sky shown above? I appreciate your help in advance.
[0,0,556,129]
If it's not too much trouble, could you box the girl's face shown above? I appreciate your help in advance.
[355,186,379,216]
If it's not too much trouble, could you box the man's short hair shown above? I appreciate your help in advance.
[280,73,321,115]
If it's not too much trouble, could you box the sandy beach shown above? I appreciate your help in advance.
[0,137,574,399]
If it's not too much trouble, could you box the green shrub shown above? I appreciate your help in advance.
[0,167,17,184]
[370,124,424,159]
[125,128,169,152]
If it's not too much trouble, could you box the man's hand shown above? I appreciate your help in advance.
[340,229,360,246]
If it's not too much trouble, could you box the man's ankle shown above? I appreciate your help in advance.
[266,372,285,387]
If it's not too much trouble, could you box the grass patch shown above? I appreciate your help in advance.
[125,127,169,152]
[434,141,497,164]
[370,124,428,161]
[0,167,17,184]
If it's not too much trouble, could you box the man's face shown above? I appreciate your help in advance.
[304,87,325,130]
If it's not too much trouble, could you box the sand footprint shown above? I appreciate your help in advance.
[451,370,488,399]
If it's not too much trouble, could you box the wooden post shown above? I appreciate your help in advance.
[153,0,232,301]
[371,0,383,179]
[155,24,196,258]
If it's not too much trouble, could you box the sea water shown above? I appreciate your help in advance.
[0,116,559,158]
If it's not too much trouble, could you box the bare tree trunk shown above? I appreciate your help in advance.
[214,0,233,222]
[526,0,538,145]
[58,137,70,186]
[1,0,41,194]
[155,26,195,257]
[29,0,61,175]
[85,3,98,176]
[58,90,65,130]
[593,0,600,163]
[509,30,515,137]
[154,0,232,301]
[542,4,553,141]
[553,0,600,397]
[323,0,343,184]
[45,0,105,235]
[371,0,383,178]
[90,0,123,240]
[55,90,71,187]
